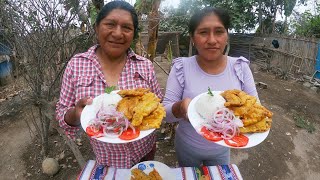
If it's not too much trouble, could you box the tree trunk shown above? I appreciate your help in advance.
[147,0,161,61]
[188,39,193,57]
[271,1,277,34]
[258,0,263,34]
[283,16,288,34]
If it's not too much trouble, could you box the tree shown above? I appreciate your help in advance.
[291,5,320,38]
[2,0,94,156]
[135,0,162,61]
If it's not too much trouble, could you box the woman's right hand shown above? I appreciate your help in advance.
[65,97,93,126]
[180,98,192,120]
[172,98,192,121]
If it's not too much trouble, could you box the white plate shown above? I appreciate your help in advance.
[187,91,270,149]
[127,161,175,180]
[80,91,155,143]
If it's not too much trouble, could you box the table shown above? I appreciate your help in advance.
[77,160,243,180]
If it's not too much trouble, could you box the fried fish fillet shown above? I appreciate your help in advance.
[138,104,166,130]
[229,97,257,117]
[131,92,161,126]
[240,118,272,133]
[116,96,141,120]
[149,168,163,180]
[222,89,273,133]
[221,89,243,107]
[131,168,151,180]
[118,88,150,97]
[242,103,273,126]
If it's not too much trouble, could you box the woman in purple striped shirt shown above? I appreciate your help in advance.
[163,7,258,167]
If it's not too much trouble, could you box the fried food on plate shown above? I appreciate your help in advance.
[240,118,272,133]
[130,168,162,180]
[221,89,273,133]
[138,104,166,130]
[131,168,151,180]
[221,89,243,107]
[118,88,150,97]
[132,92,161,126]
[241,103,273,126]
[149,168,163,180]
[116,88,165,130]
[116,96,141,120]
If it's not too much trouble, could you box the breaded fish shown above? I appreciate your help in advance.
[131,92,160,126]
[116,96,141,120]
[149,168,162,180]
[242,104,273,126]
[221,89,273,133]
[131,168,151,180]
[118,88,150,97]
[221,89,243,107]
[240,118,272,133]
[138,104,166,130]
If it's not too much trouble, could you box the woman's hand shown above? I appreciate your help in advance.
[180,98,192,120]
[172,98,192,121]
[65,97,93,126]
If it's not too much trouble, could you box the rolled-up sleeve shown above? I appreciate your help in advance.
[163,58,184,123]
[55,60,79,140]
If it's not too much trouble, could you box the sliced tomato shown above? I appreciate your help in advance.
[113,126,121,133]
[86,125,103,137]
[200,127,223,142]
[224,134,249,147]
[105,118,116,123]
[119,128,140,140]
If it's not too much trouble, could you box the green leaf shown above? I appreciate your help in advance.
[105,86,116,94]
[207,87,214,96]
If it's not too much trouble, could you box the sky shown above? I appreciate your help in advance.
[105,0,317,20]
[105,0,180,8]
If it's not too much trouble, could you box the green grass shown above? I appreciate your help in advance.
[294,115,316,133]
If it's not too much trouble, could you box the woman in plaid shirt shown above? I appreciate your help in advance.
[56,1,163,169]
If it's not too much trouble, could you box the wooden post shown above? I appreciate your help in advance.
[175,33,180,57]
[188,39,193,57]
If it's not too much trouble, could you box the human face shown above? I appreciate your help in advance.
[191,14,228,62]
[96,9,134,59]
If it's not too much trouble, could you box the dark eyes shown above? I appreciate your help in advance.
[104,22,133,31]
[105,22,115,27]
[198,29,225,35]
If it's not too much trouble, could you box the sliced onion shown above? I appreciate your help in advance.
[201,108,241,140]
[129,124,136,134]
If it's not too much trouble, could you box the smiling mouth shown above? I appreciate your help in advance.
[108,41,124,45]
[207,48,219,50]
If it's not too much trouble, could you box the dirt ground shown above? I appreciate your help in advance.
[0,59,319,180]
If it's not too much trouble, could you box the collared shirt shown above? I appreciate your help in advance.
[56,45,163,168]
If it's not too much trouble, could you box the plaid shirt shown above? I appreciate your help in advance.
[56,45,163,168]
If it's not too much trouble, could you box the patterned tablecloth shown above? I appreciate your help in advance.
[77,160,243,180]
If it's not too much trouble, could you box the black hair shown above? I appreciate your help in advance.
[95,1,139,39]
[189,7,231,36]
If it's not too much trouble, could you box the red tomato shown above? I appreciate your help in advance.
[105,118,116,123]
[200,127,223,142]
[119,128,140,140]
[86,125,102,137]
[224,134,249,147]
